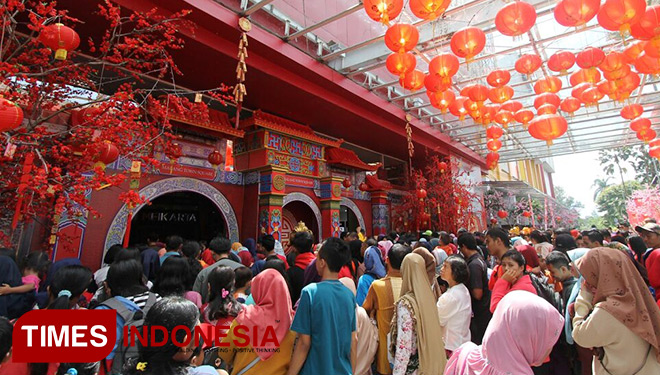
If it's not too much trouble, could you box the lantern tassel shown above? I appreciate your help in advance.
[55,49,68,60]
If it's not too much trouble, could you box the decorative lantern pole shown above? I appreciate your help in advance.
[234,18,251,128]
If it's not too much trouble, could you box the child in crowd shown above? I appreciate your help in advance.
[201,265,242,332]
[0,251,50,296]
[233,266,252,304]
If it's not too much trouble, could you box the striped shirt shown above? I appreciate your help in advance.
[125,291,161,309]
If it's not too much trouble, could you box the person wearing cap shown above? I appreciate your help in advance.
[638,222,660,301]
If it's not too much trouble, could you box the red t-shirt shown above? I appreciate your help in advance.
[646,249,660,301]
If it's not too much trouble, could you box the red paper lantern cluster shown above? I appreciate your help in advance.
[38,23,80,60]
[0,98,24,132]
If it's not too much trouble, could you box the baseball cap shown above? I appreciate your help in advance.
[422,230,433,237]
[635,222,660,235]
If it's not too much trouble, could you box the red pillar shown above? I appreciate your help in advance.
[258,166,287,242]
[320,176,343,239]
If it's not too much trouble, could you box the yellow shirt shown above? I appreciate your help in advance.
[358,232,367,242]
[218,320,296,375]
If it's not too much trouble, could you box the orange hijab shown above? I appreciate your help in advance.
[576,247,660,362]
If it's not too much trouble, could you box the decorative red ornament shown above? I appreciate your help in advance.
[522,211,532,218]
[554,0,600,27]
[621,104,644,120]
[429,53,460,78]
[94,141,119,169]
[207,150,224,167]
[534,93,561,110]
[576,47,606,69]
[528,114,568,145]
[400,70,426,91]
[534,76,563,94]
[572,82,593,100]
[363,0,404,24]
[599,52,626,72]
[644,39,660,58]
[581,86,605,106]
[634,53,660,74]
[487,70,511,87]
[428,90,456,113]
[409,0,452,20]
[548,51,576,75]
[569,68,601,86]
[342,178,352,189]
[495,1,537,37]
[514,109,535,127]
[515,54,543,75]
[637,128,657,143]
[490,218,498,224]
[449,96,469,120]
[481,104,501,125]
[0,98,24,132]
[597,0,646,35]
[488,86,514,104]
[630,117,652,132]
[438,161,448,173]
[450,27,486,61]
[487,139,503,152]
[486,152,500,170]
[497,210,508,219]
[495,110,514,127]
[424,73,452,92]
[623,41,647,63]
[385,24,420,53]
[537,104,558,115]
[416,188,428,199]
[560,97,581,115]
[631,5,660,40]
[386,52,417,79]
[486,125,504,140]
[165,142,183,162]
[359,182,369,191]
[649,139,660,159]
[501,101,523,113]
[468,84,490,104]
[38,23,80,60]
[602,65,631,81]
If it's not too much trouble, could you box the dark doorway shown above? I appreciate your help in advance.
[129,191,226,244]
[281,201,319,248]
[340,205,359,235]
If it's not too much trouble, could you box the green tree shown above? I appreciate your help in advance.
[598,146,660,186]
[554,186,584,212]
[579,212,606,229]
[595,181,643,226]
[592,177,612,201]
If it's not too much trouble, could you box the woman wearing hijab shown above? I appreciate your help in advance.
[572,247,660,375]
[378,240,393,260]
[356,241,386,305]
[243,238,260,260]
[389,253,446,375]
[445,291,564,375]
[219,269,296,375]
[340,277,378,375]
[236,246,254,268]
[412,248,442,300]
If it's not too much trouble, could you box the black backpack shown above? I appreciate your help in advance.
[529,274,563,312]
[101,293,158,375]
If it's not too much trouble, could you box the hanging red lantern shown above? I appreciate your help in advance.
[534,76,563,94]
[487,139,503,152]
[497,210,509,219]
[487,70,511,87]
[602,65,631,81]
[572,82,593,100]
[621,104,644,120]
[385,24,419,53]
[597,80,617,97]
[363,0,404,24]
[514,109,535,128]
[359,182,369,191]
[634,52,660,74]
[644,38,660,58]
[481,104,501,126]
[537,104,558,115]
[501,101,523,113]
[649,139,660,159]
[468,84,490,105]
[631,5,660,40]
[424,74,452,93]
[438,161,448,173]
[554,0,600,27]
[38,23,80,60]
[487,125,504,140]
[400,70,425,91]
[342,178,352,188]
[428,90,456,113]
[617,71,641,94]
[94,141,119,169]
[416,188,428,199]
[534,93,561,109]
[569,68,602,86]
[576,47,606,69]
[581,86,605,107]
[599,52,626,72]
[597,0,646,35]
[165,142,183,162]
[386,52,417,79]
[515,54,543,75]
[495,1,537,37]
[449,96,469,120]
[630,117,652,132]
[495,110,514,127]
[548,51,576,75]
[623,41,647,63]
[0,98,24,132]
[522,211,532,218]
[450,27,486,61]
[207,150,224,167]
[465,99,483,123]
[486,152,500,170]
[488,86,514,104]
[429,53,460,78]
[409,0,452,20]
[637,128,657,143]
[560,97,581,115]
[528,114,568,145]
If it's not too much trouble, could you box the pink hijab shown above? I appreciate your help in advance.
[234,269,293,360]
[378,240,393,259]
[445,290,564,375]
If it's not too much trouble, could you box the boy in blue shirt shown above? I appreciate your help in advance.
[288,237,357,375]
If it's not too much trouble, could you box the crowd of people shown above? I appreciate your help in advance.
[1,220,660,375]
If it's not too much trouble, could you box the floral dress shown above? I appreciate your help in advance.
[393,302,419,375]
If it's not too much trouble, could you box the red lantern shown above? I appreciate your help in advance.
[631,5,660,40]
[569,68,601,86]
[342,178,352,189]
[429,53,460,78]
[487,139,503,152]
[424,74,452,93]
[634,52,660,74]
[522,211,532,218]
[438,161,448,173]
[495,110,514,127]
[165,142,183,162]
[514,109,534,127]
[386,53,417,79]
[597,80,617,97]
[560,97,581,115]
[537,104,558,115]
[548,51,576,75]
[486,152,500,170]
[572,82,593,100]
[534,93,561,110]
[0,98,24,132]
[645,39,660,58]
[359,182,369,191]
[94,141,119,169]
[449,96,469,120]
[409,0,452,20]
[385,24,419,53]
[207,150,224,167]
[450,27,486,61]
[650,145,660,159]
[487,125,504,140]
[581,86,604,107]
[416,188,428,199]
[468,84,490,104]
[576,47,606,69]
[623,41,647,63]
[400,70,425,91]
[599,52,626,72]
[515,54,543,75]
[38,23,80,60]
[495,1,537,37]
[630,117,652,132]
[597,0,646,34]
[637,128,657,143]
[429,90,456,113]
[481,104,501,126]
[488,86,514,104]
[487,70,511,87]
[534,76,562,94]
[602,65,631,81]
[528,114,568,145]
[497,210,509,219]
[501,101,523,113]
[363,0,404,24]
[554,0,600,27]
[621,104,644,120]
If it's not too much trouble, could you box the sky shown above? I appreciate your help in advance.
[551,151,637,217]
